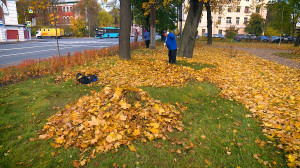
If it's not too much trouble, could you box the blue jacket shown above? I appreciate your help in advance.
[144,31,150,40]
[165,32,177,50]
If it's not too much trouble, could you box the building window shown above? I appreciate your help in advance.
[67,17,70,24]
[236,17,240,25]
[218,17,222,24]
[256,7,260,13]
[228,8,232,12]
[63,7,65,12]
[219,30,222,35]
[245,6,249,13]
[244,17,248,24]
[226,17,232,24]
[246,0,249,1]
[237,6,240,12]
[70,7,72,12]
[66,7,69,12]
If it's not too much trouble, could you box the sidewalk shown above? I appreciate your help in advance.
[209,45,300,69]
[0,38,45,44]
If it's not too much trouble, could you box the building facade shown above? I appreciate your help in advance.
[0,0,30,42]
[181,0,269,36]
[56,0,79,27]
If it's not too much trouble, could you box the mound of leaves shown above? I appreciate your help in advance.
[39,86,184,166]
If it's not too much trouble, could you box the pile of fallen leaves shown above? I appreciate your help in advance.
[192,45,300,167]
[39,86,184,166]
[58,55,203,87]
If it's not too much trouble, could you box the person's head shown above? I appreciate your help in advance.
[163,30,168,37]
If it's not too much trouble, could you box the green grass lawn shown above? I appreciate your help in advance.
[274,52,300,62]
[0,61,287,167]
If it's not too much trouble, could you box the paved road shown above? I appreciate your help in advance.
[0,37,140,66]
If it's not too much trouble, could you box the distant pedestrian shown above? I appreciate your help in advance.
[164,30,177,64]
[144,28,150,48]
[134,29,138,42]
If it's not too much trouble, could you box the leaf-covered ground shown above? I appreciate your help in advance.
[53,42,299,166]
[1,41,299,167]
[190,44,300,167]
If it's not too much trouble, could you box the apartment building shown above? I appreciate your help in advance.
[181,0,270,36]
[56,0,79,26]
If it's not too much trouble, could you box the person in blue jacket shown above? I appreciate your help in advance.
[163,30,177,64]
[144,28,150,48]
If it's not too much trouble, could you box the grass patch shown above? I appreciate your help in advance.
[0,75,287,167]
[274,52,300,62]
[176,60,215,70]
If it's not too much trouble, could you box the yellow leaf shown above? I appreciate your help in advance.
[204,159,211,165]
[55,136,64,144]
[119,100,131,109]
[132,129,140,136]
[128,144,136,152]
[135,101,141,108]
[106,133,116,143]
[288,154,295,163]
[80,159,86,166]
[149,128,159,134]
[119,112,127,121]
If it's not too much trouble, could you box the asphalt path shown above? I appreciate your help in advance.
[0,37,142,66]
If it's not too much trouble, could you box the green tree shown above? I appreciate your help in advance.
[98,10,114,27]
[106,0,120,27]
[264,26,280,36]
[71,18,86,37]
[76,0,100,36]
[266,1,293,36]
[225,26,239,39]
[245,13,265,36]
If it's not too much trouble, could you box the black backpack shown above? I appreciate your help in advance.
[76,73,98,84]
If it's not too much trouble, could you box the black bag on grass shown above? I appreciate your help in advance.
[76,73,91,84]
[76,73,98,84]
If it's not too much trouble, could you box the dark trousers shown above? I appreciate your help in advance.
[168,49,177,64]
[145,40,150,48]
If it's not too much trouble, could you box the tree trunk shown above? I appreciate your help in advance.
[178,0,203,58]
[150,3,156,49]
[179,0,183,38]
[119,0,131,60]
[295,33,300,47]
[205,2,212,45]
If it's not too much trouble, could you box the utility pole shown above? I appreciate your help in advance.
[85,1,90,37]
[53,0,63,82]
[279,3,284,46]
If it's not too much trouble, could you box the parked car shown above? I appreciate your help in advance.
[256,36,268,42]
[287,36,296,42]
[269,36,280,43]
[218,34,226,39]
[247,34,256,40]
[234,34,245,42]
